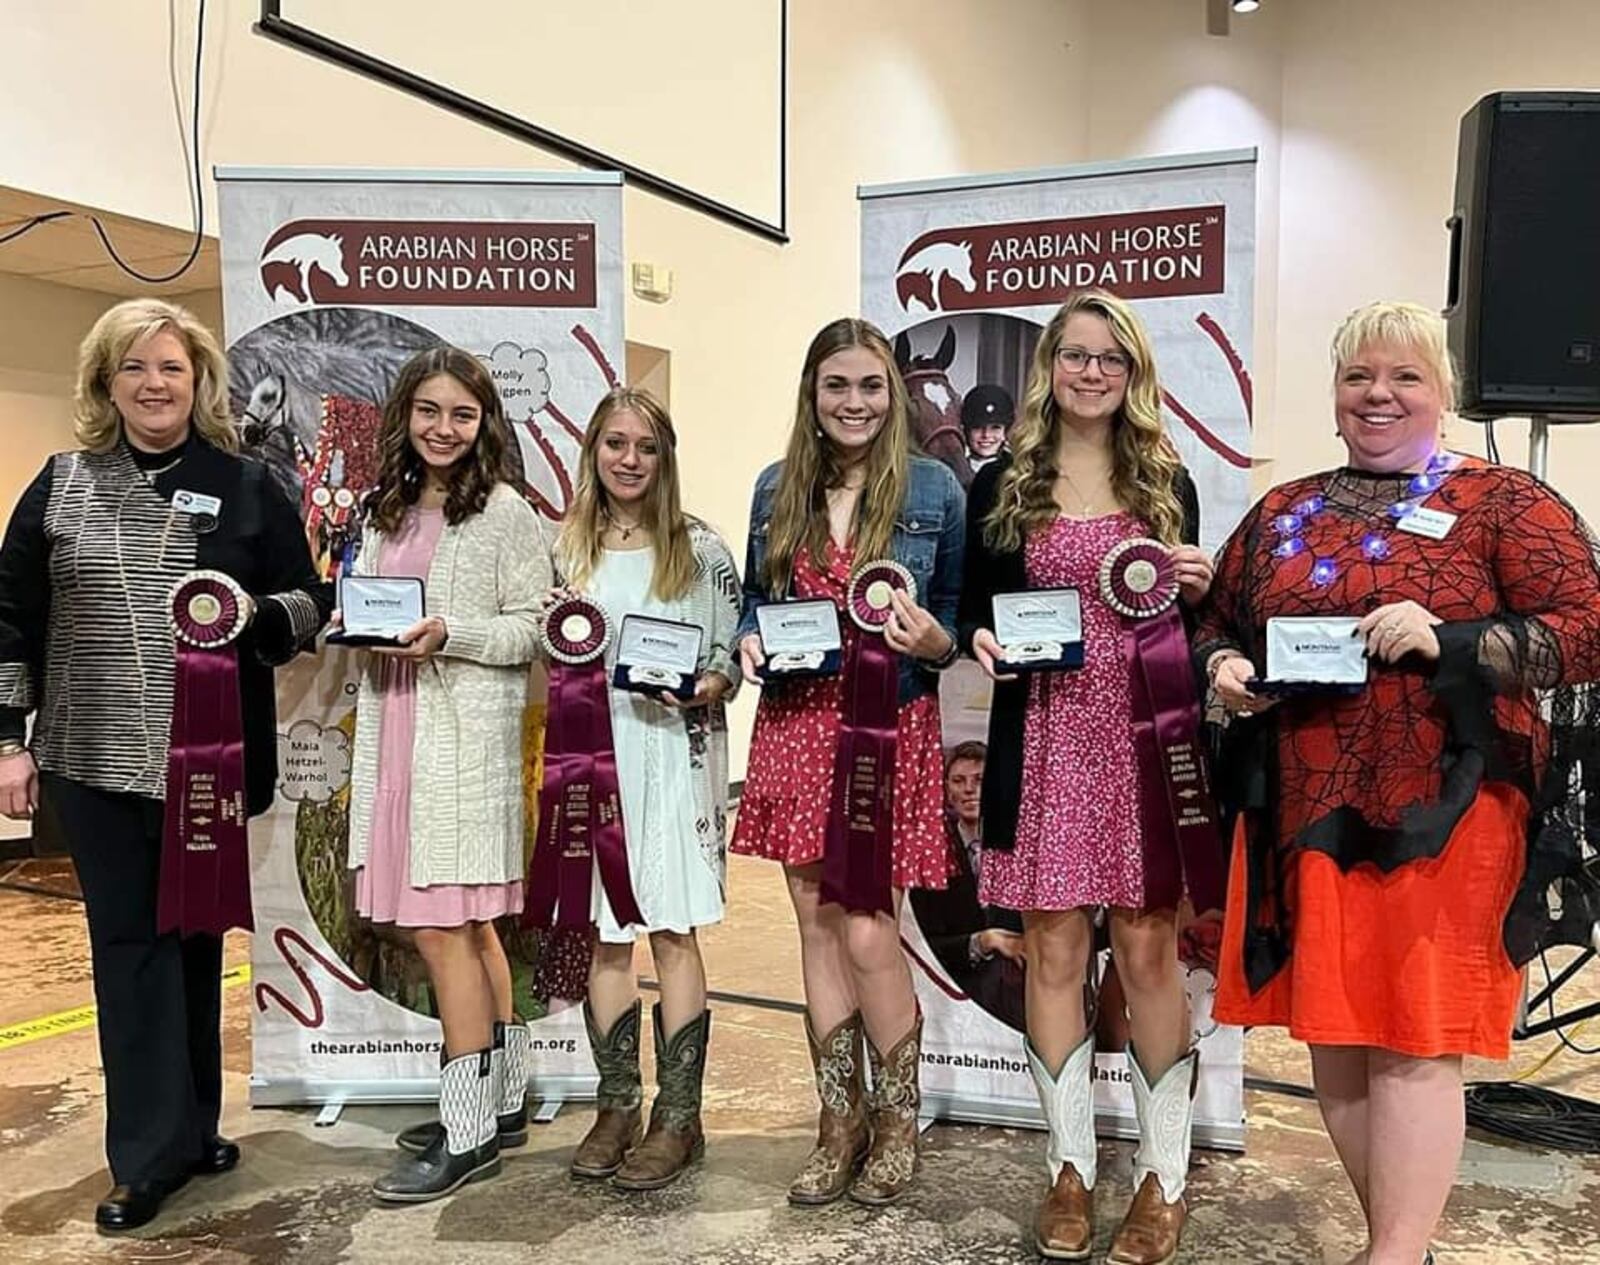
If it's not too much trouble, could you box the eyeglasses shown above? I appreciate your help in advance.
[1054,345,1132,377]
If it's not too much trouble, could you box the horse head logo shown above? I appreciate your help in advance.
[261,229,351,305]
[895,237,977,314]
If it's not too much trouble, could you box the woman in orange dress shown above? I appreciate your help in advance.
[1197,301,1600,1265]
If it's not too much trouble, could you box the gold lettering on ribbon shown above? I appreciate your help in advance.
[847,753,880,834]
[186,771,219,852]
[561,783,592,858]
[1163,744,1215,829]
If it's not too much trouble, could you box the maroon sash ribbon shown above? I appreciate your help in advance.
[1100,538,1223,913]
[820,563,914,915]
[1124,609,1225,914]
[159,573,255,937]
[525,598,642,930]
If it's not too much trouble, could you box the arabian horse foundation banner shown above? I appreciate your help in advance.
[861,151,1253,1147]
[217,168,624,1106]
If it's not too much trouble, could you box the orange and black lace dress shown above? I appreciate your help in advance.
[1197,457,1600,1058]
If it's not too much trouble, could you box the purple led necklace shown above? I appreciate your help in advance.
[1272,450,1461,588]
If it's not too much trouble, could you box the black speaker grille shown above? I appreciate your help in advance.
[1478,104,1600,404]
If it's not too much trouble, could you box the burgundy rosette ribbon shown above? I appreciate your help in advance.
[1099,537,1225,914]
[525,595,642,930]
[160,570,254,937]
[821,561,916,915]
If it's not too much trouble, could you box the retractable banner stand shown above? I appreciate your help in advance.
[217,167,624,1107]
[860,151,1254,1147]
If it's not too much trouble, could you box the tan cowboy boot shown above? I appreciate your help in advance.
[1028,1033,1097,1260]
[612,1006,710,1191]
[570,1000,644,1179]
[1108,1044,1199,1265]
[788,1012,870,1206]
[848,1010,923,1206]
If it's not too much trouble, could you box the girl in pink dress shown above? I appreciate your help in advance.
[959,291,1219,1263]
[731,318,965,1208]
[343,347,550,1204]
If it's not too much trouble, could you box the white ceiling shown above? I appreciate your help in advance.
[0,185,219,297]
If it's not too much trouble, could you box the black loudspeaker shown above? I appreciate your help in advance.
[1445,92,1600,419]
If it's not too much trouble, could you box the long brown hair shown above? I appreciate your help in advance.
[368,346,510,534]
[555,387,697,602]
[762,318,913,595]
[984,288,1184,551]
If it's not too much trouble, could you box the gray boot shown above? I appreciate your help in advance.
[374,1048,501,1203]
[397,1020,531,1154]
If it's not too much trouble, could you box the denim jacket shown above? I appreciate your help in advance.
[737,454,966,704]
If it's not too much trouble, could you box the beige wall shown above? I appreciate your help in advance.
[5,0,1600,771]
[0,273,113,514]
[0,274,220,516]
[1084,0,1600,506]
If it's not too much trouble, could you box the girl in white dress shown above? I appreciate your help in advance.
[544,387,741,1190]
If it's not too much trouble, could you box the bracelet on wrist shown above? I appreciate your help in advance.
[925,635,960,671]
[0,740,28,758]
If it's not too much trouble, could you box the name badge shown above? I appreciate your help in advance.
[757,599,843,678]
[993,588,1084,673]
[1264,616,1367,685]
[329,575,425,646]
[614,615,704,699]
[171,489,222,518]
[1396,507,1457,540]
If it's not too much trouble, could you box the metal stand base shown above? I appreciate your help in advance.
[531,1096,565,1124]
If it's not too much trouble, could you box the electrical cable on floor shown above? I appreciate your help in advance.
[1463,1082,1600,1154]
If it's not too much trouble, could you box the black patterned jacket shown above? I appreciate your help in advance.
[0,434,331,813]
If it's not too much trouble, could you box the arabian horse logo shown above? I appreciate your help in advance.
[260,230,351,305]
[895,237,978,314]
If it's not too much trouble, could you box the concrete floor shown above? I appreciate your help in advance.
[2,853,1598,1265]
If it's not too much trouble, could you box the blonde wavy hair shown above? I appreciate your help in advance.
[984,288,1183,551]
[73,297,237,454]
[762,318,912,595]
[556,387,697,602]
[1331,300,1458,411]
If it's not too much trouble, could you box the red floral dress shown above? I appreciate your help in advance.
[732,542,951,890]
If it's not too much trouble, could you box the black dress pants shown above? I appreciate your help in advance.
[44,774,222,1185]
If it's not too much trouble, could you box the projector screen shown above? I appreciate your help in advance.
[270,0,786,237]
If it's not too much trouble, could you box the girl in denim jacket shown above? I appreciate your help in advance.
[731,317,964,1208]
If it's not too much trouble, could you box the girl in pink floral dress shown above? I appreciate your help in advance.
[959,291,1219,1264]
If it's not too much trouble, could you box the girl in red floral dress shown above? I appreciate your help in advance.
[732,318,965,1207]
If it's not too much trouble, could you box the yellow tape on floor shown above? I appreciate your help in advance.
[0,963,252,1052]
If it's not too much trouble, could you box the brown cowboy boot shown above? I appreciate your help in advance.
[1107,1044,1199,1265]
[848,1010,923,1206]
[1028,1034,1097,1260]
[788,1012,870,1206]
[570,1000,644,1179]
[612,1006,710,1191]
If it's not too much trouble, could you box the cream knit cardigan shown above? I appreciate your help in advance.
[346,483,551,887]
